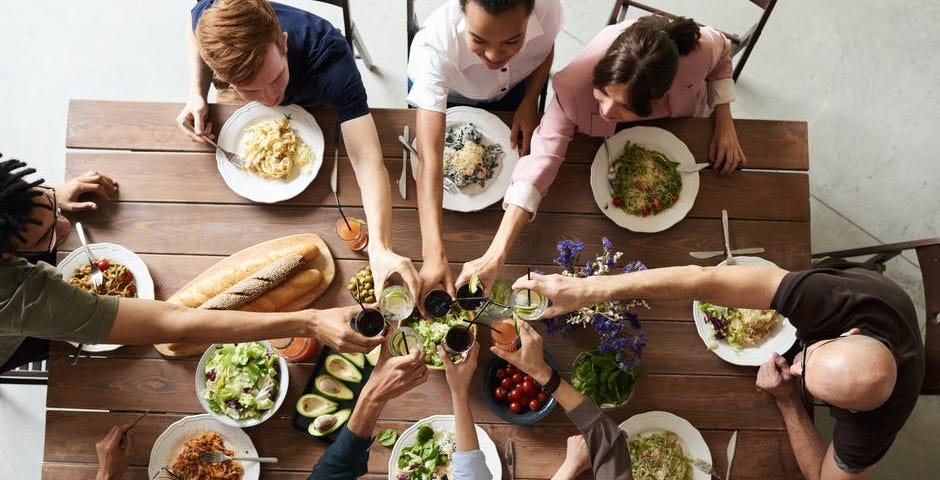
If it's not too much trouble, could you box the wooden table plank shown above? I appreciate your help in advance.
[66,151,810,221]
[57,203,811,269]
[66,100,808,170]
[43,411,800,479]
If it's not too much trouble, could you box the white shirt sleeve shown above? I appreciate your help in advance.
[502,181,543,219]
[451,449,493,480]
[707,78,736,106]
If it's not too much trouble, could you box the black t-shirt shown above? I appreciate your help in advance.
[192,1,370,123]
[772,268,925,471]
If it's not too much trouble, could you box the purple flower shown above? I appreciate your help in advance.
[602,237,613,251]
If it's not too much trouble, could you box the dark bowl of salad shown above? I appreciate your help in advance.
[196,341,289,427]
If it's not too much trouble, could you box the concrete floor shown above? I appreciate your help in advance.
[0,0,937,478]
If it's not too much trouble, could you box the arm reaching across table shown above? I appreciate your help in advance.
[440,343,492,480]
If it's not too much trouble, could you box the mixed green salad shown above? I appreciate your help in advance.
[202,342,280,421]
[699,302,782,349]
[572,349,639,408]
[395,423,455,480]
[628,431,693,480]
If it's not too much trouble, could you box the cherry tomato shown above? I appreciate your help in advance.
[641,206,651,217]
[529,399,541,411]
[537,392,548,403]
[612,196,623,207]
[524,375,534,383]
[95,259,109,270]
[522,380,534,393]
[652,197,663,213]
[500,377,513,389]
[508,388,521,401]
[509,401,522,414]
[494,387,507,400]
[673,194,679,202]
[495,369,506,379]
[512,373,523,383]
[128,285,137,295]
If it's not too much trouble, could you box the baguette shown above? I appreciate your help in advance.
[200,254,307,310]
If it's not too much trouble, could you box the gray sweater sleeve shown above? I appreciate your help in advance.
[565,398,633,479]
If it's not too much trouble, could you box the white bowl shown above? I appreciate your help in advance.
[195,341,289,428]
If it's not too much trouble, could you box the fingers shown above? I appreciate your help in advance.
[437,345,453,368]
[442,267,456,297]
[521,127,532,156]
[510,121,520,150]
[79,171,119,192]
[454,264,473,291]
[400,265,423,311]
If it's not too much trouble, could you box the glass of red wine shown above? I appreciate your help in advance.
[350,307,388,337]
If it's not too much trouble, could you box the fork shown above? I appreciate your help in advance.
[198,451,279,463]
[180,121,245,169]
[72,222,103,364]
[721,209,737,266]
[397,135,460,194]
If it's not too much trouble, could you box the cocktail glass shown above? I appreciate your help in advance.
[350,307,388,337]
[335,217,368,251]
[380,284,415,322]
[388,326,423,356]
[512,288,548,321]
[490,316,520,352]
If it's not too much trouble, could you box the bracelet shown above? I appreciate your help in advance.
[542,368,562,395]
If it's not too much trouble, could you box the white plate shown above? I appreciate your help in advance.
[590,126,699,232]
[388,414,502,479]
[58,242,154,353]
[692,256,797,366]
[147,414,259,480]
[411,106,520,212]
[195,341,289,428]
[619,411,711,480]
[217,102,324,203]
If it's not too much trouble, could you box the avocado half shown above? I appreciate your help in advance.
[308,408,351,437]
[325,354,363,383]
[339,352,366,369]
[314,374,355,400]
[365,345,381,366]
[296,393,338,418]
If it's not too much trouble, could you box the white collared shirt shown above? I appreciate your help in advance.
[407,0,564,112]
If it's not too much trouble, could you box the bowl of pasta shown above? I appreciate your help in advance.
[148,414,260,480]
[57,242,154,353]
[216,102,325,203]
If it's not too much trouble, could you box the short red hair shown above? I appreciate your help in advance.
[195,0,284,85]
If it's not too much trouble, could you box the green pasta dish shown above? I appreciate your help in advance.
[629,431,693,480]
[609,142,682,217]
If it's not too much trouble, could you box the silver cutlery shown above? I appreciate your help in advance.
[331,123,340,195]
[678,162,710,174]
[689,457,725,480]
[726,431,738,480]
[399,125,409,200]
[198,451,279,464]
[603,137,617,192]
[120,411,149,449]
[180,121,244,169]
[689,247,765,259]
[73,222,103,364]
[722,209,737,266]
[397,135,460,194]
[506,439,514,480]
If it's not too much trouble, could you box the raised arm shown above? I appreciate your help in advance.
[176,16,215,142]
[440,343,492,480]
[341,114,422,304]
[415,108,455,298]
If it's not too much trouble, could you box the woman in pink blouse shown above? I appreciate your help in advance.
[457,16,747,292]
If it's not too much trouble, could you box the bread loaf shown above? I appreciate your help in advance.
[200,254,307,310]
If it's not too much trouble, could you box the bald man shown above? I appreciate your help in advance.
[511,264,924,480]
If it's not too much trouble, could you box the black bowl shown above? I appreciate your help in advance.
[481,352,559,425]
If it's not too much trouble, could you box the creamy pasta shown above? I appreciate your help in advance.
[241,116,312,180]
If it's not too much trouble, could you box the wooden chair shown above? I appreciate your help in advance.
[309,0,375,70]
[812,238,940,395]
[607,0,778,81]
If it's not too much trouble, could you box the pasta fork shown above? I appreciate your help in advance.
[180,121,245,169]
[198,451,279,463]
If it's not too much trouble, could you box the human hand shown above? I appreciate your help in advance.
[55,170,119,212]
[552,435,591,480]
[439,342,479,399]
[419,248,455,302]
[176,94,214,143]
[311,305,384,353]
[95,424,133,480]
[362,343,429,401]
[709,106,747,175]
[489,321,552,385]
[510,99,539,155]
[368,246,422,311]
[455,253,503,298]
[511,273,594,318]
[756,353,801,405]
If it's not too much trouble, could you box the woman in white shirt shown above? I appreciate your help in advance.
[408,0,563,300]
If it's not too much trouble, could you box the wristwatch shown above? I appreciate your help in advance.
[542,368,562,395]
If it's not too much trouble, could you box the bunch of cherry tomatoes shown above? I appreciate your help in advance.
[493,363,548,414]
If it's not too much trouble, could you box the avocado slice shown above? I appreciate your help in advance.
[314,374,354,400]
[325,354,363,383]
[365,345,381,366]
[308,408,351,437]
[339,352,366,369]
[296,393,338,418]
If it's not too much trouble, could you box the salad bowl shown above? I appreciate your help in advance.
[195,341,289,428]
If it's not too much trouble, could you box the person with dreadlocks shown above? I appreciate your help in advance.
[0,157,387,373]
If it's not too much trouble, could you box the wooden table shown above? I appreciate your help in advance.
[42,100,810,479]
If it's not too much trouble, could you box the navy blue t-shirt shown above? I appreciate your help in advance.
[192,0,370,123]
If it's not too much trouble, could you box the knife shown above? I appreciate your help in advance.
[677,162,710,174]
[330,122,340,195]
[399,125,409,200]
[689,247,765,259]
[726,431,737,480]
[506,439,514,480]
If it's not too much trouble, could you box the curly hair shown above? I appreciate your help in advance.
[0,155,48,254]
[593,15,701,117]
[459,0,535,15]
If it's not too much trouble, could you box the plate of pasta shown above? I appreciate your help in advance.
[57,242,154,353]
[619,411,711,480]
[148,414,259,480]
[410,106,519,212]
[217,102,324,203]
[590,127,699,232]
[692,256,797,366]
